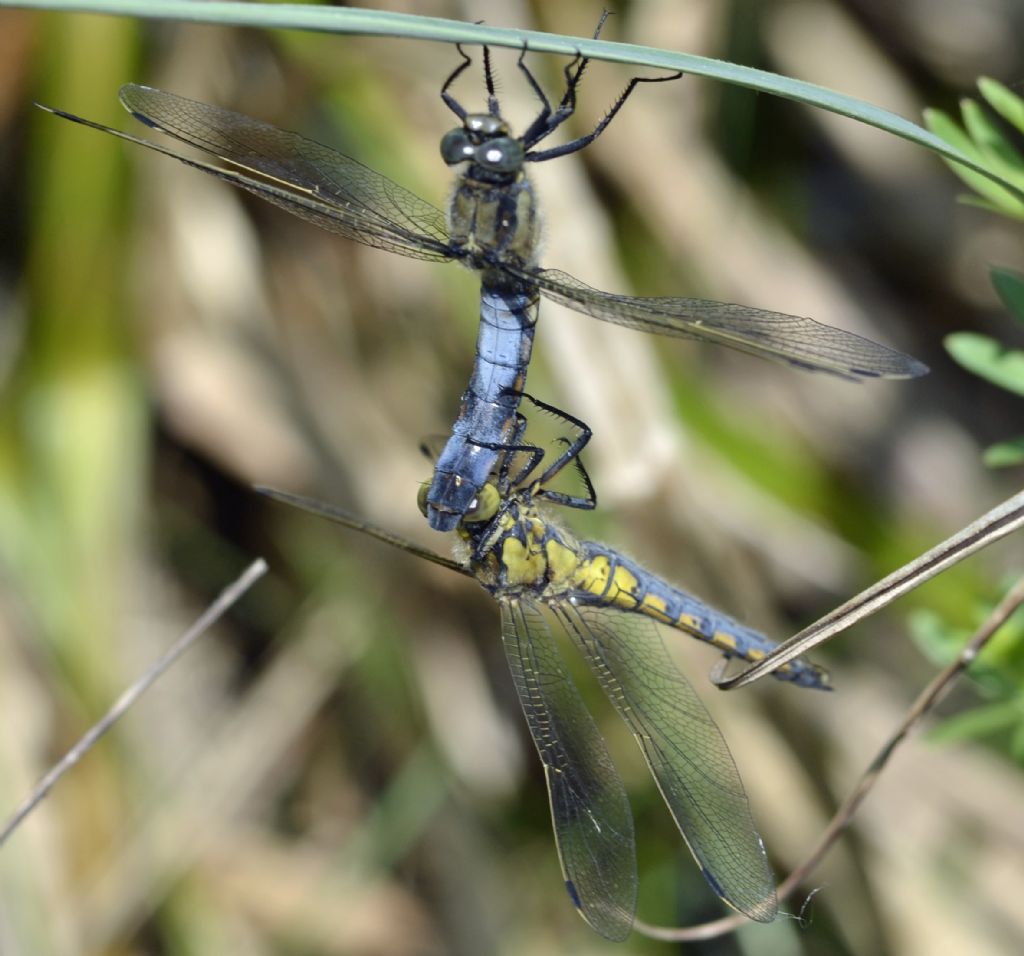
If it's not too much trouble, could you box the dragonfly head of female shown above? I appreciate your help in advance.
[418,478,502,531]
[440,114,526,183]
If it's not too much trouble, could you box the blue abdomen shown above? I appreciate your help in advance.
[426,285,538,531]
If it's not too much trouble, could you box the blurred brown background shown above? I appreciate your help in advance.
[1,1,1023,953]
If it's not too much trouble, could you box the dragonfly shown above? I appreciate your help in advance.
[258,397,828,940]
[39,24,927,532]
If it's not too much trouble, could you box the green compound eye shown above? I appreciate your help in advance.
[463,482,500,523]
[416,483,430,517]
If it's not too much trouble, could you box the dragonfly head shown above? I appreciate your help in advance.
[418,478,501,532]
[441,114,525,178]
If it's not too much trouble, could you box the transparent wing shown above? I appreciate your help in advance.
[500,600,636,940]
[116,84,453,261]
[528,267,927,381]
[556,603,777,922]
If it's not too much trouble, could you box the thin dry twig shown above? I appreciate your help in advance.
[0,557,269,849]
[634,573,1024,941]
[716,489,1024,689]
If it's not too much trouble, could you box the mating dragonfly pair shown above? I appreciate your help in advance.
[42,23,924,940]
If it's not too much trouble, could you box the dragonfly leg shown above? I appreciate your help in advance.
[526,66,684,163]
[467,431,546,490]
[537,437,597,511]
[507,394,597,509]
[516,45,557,142]
[517,394,593,477]
[520,11,611,148]
[441,43,475,120]
[496,411,532,488]
[481,43,501,117]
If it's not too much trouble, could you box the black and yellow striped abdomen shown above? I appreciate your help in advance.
[571,542,829,689]
[471,501,828,690]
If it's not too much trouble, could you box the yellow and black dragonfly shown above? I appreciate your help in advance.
[259,398,828,940]
[39,19,926,535]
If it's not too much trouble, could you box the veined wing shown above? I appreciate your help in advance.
[557,603,777,922]
[107,84,453,261]
[528,267,927,381]
[500,600,636,941]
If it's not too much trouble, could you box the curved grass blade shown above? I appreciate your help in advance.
[12,2,1018,199]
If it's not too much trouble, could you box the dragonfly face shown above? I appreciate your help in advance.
[440,114,527,182]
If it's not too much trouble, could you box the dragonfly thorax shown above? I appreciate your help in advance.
[460,495,583,596]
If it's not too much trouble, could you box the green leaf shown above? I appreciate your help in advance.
[959,195,1019,216]
[979,77,1024,135]
[961,99,1024,176]
[945,333,1024,396]
[924,107,1024,219]
[6,0,1023,203]
[983,438,1024,468]
[923,107,982,157]
[992,268,1024,324]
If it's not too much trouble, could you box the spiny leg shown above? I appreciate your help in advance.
[516,43,558,141]
[513,394,596,509]
[481,42,501,116]
[441,43,474,120]
[497,410,535,489]
[467,429,545,493]
[526,67,683,162]
[537,436,597,511]
[548,10,612,126]
[520,10,617,149]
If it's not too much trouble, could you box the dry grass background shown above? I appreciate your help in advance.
[1,1,1023,954]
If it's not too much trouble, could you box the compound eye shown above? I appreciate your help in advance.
[440,128,475,165]
[475,136,524,173]
[416,483,430,517]
[463,482,500,523]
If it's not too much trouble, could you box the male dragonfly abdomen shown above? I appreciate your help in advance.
[39,23,927,532]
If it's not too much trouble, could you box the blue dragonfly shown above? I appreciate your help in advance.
[258,398,829,939]
[40,25,926,532]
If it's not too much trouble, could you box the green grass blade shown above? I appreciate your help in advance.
[4,0,1020,199]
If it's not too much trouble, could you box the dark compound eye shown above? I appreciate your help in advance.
[440,128,475,165]
[475,136,524,173]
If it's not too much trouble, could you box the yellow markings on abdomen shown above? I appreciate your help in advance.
[575,554,645,610]
[575,554,612,599]
[710,630,739,653]
[639,592,674,625]
[545,539,579,585]
[607,566,641,610]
